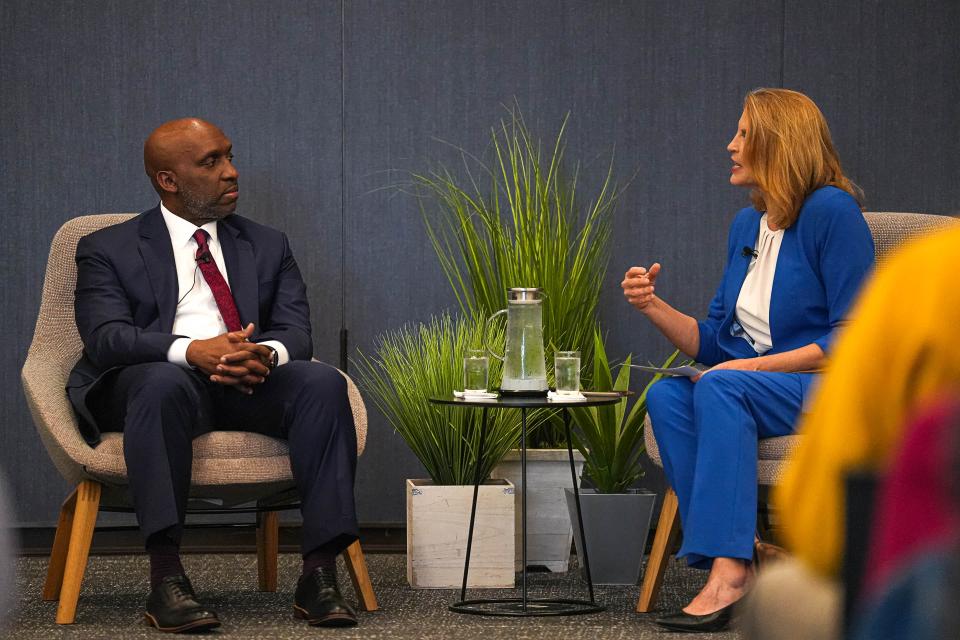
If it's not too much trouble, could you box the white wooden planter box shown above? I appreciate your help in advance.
[491,449,584,572]
[406,478,515,589]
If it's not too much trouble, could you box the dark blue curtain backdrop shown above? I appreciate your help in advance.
[2,1,957,527]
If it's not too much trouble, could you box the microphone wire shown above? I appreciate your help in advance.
[177,263,202,306]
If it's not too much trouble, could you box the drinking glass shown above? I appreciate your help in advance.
[554,351,581,394]
[463,349,489,393]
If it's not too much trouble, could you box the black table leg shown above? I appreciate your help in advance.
[520,407,528,611]
[448,402,604,617]
[564,408,596,603]
[460,406,489,601]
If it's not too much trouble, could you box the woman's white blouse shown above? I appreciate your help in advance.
[735,214,784,354]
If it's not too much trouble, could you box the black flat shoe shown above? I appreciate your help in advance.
[144,574,221,633]
[294,567,358,627]
[654,600,736,633]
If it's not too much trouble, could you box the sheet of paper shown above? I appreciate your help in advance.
[621,363,707,378]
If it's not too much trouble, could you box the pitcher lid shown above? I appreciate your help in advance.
[506,287,543,302]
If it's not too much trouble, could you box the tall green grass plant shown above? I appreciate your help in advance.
[414,109,619,382]
[413,108,622,445]
[353,313,521,486]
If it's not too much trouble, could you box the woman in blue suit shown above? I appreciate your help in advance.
[621,88,874,632]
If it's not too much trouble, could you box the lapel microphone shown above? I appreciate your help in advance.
[741,246,758,259]
[196,249,212,265]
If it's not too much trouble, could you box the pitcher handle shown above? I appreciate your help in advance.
[484,309,508,362]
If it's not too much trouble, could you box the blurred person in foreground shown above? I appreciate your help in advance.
[621,88,874,632]
[741,221,960,639]
[850,395,960,640]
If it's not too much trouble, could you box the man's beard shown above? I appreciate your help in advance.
[179,184,231,223]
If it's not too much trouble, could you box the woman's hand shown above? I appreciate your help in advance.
[693,358,759,382]
[693,344,826,381]
[622,263,662,311]
[621,262,701,358]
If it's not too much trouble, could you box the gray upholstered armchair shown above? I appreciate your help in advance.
[636,211,956,612]
[21,214,378,624]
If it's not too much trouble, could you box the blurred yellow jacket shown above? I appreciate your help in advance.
[775,222,960,578]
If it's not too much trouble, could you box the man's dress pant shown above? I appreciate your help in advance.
[646,370,813,569]
[91,360,358,553]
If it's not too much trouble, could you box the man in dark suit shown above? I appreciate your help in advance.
[67,118,359,631]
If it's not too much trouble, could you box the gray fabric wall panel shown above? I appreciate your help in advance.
[343,0,784,523]
[588,1,785,385]
[2,1,959,529]
[1,0,343,525]
[783,0,960,215]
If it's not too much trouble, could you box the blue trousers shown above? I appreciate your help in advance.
[646,370,813,569]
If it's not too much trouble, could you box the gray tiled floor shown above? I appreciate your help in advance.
[7,553,742,639]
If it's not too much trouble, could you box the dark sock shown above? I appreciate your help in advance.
[302,549,337,578]
[146,530,185,589]
[302,534,357,579]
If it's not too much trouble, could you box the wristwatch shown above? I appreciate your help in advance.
[263,344,279,370]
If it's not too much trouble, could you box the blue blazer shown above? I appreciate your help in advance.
[67,206,314,445]
[696,186,875,366]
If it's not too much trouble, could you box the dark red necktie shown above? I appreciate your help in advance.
[193,229,242,332]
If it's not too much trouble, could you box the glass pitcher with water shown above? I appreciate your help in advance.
[485,288,548,396]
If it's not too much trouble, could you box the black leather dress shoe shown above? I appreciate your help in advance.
[654,601,736,633]
[294,567,358,627]
[144,574,221,633]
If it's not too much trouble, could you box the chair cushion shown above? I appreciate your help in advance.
[85,431,295,489]
[644,413,799,486]
[646,432,798,464]
[757,435,799,461]
[96,431,290,459]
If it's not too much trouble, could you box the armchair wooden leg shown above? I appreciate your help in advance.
[42,486,79,601]
[256,510,279,592]
[637,486,681,613]
[342,539,378,611]
[55,480,101,624]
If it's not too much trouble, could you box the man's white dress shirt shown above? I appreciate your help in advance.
[160,204,289,367]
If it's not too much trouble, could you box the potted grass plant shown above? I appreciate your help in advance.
[413,108,617,400]
[564,330,680,585]
[413,108,623,571]
[354,313,519,588]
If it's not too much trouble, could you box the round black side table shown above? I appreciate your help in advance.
[429,393,623,617]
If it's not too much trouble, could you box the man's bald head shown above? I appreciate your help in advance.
[142,118,239,225]
[144,118,223,193]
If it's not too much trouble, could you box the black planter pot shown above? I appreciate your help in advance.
[564,488,657,585]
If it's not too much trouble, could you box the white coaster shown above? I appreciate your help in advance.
[547,391,587,402]
[453,390,499,400]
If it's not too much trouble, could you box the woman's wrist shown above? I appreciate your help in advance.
[639,295,661,317]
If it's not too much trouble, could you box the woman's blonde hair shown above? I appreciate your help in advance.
[743,88,861,228]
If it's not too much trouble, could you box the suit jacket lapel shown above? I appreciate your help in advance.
[725,219,755,313]
[218,219,259,331]
[138,207,178,333]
